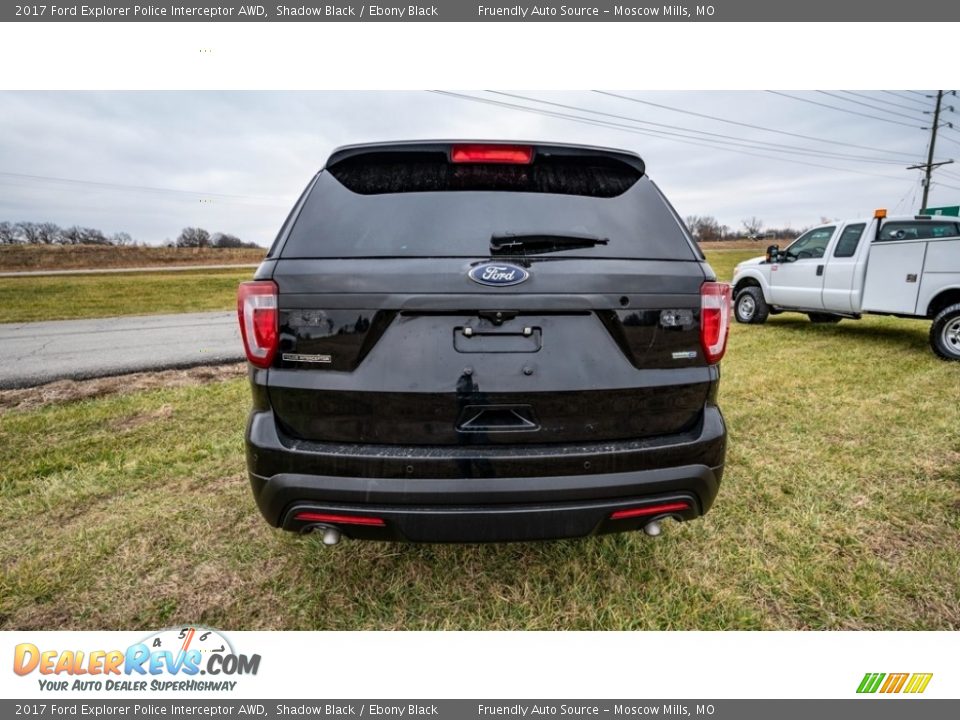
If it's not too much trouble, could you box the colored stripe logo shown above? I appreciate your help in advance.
[857,672,933,694]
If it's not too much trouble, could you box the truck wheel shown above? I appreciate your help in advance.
[808,313,842,324]
[735,287,769,324]
[929,303,960,361]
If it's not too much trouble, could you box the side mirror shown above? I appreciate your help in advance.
[765,244,780,263]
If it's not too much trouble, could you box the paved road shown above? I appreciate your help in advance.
[0,311,244,389]
[0,263,258,278]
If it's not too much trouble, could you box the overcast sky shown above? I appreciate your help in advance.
[1,90,957,246]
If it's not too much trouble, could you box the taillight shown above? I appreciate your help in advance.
[237,280,278,368]
[609,501,691,520]
[451,144,534,164]
[700,281,732,364]
[293,511,386,527]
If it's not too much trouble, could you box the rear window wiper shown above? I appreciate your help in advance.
[490,233,609,255]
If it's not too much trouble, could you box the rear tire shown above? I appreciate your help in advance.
[735,287,769,324]
[808,313,842,324]
[929,303,960,361]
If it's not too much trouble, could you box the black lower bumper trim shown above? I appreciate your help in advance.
[282,492,702,543]
[245,405,725,542]
[250,462,721,541]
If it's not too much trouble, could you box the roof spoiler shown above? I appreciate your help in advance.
[325,140,646,175]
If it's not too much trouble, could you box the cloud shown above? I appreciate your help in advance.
[0,90,945,244]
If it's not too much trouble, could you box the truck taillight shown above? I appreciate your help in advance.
[700,281,732,364]
[238,280,278,368]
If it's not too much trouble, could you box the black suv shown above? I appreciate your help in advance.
[239,141,730,543]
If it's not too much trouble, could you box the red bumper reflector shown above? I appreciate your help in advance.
[451,144,534,164]
[609,501,691,521]
[294,512,386,527]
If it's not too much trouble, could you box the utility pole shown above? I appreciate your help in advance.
[908,90,955,212]
[921,90,944,210]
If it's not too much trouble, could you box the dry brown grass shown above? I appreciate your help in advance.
[0,363,246,412]
[0,245,266,272]
[698,240,779,251]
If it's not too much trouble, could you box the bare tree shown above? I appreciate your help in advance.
[60,226,83,245]
[79,228,110,245]
[742,217,764,238]
[36,222,61,245]
[0,221,16,244]
[212,232,242,248]
[111,231,133,246]
[16,222,41,244]
[685,215,725,242]
[177,227,211,248]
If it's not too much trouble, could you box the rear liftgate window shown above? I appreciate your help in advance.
[279,148,698,261]
[329,150,641,197]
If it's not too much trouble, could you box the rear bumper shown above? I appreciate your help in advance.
[246,405,725,542]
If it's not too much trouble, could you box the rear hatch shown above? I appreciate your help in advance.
[262,142,715,446]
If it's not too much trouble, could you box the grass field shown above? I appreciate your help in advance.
[0,249,958,630]
[0,249,753,324]
[0,269,254,323]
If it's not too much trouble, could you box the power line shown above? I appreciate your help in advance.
[907,91,932,98]
[892,178,920,214]
[593,90,921,159]
[909,180,921,212]
[487,91,912,165]
[430,91,916,185]
[843,91,930,114]
[931,180,960,192]
[0,171,286,206]
[766,91,924,129]
[819,91,927,121]
[880,90,933,108]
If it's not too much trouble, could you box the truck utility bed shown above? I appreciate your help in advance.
[862,233,960,315]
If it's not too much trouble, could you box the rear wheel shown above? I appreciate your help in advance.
[735,287,769,324]
[930,304,960,361]
[808,313,842,324]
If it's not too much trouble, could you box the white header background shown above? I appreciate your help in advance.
[0,22,956,90]
[0,19,957,701]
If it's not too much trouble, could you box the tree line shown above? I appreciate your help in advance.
[684,215,806,243]
[0,222,258,248]
[3,217,802,247]
[167,227,258,249]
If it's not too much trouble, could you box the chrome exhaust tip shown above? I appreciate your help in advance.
[303,523,343,545]
[321,526,342,546]
[643,520,662,537]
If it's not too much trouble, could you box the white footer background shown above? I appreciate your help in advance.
[2,631,956,699]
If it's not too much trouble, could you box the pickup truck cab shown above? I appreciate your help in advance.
[731,210,960,360]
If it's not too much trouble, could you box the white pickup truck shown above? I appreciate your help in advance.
[730,210,960,360]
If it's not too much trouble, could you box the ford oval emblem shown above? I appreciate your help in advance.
[468,262,530,287]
